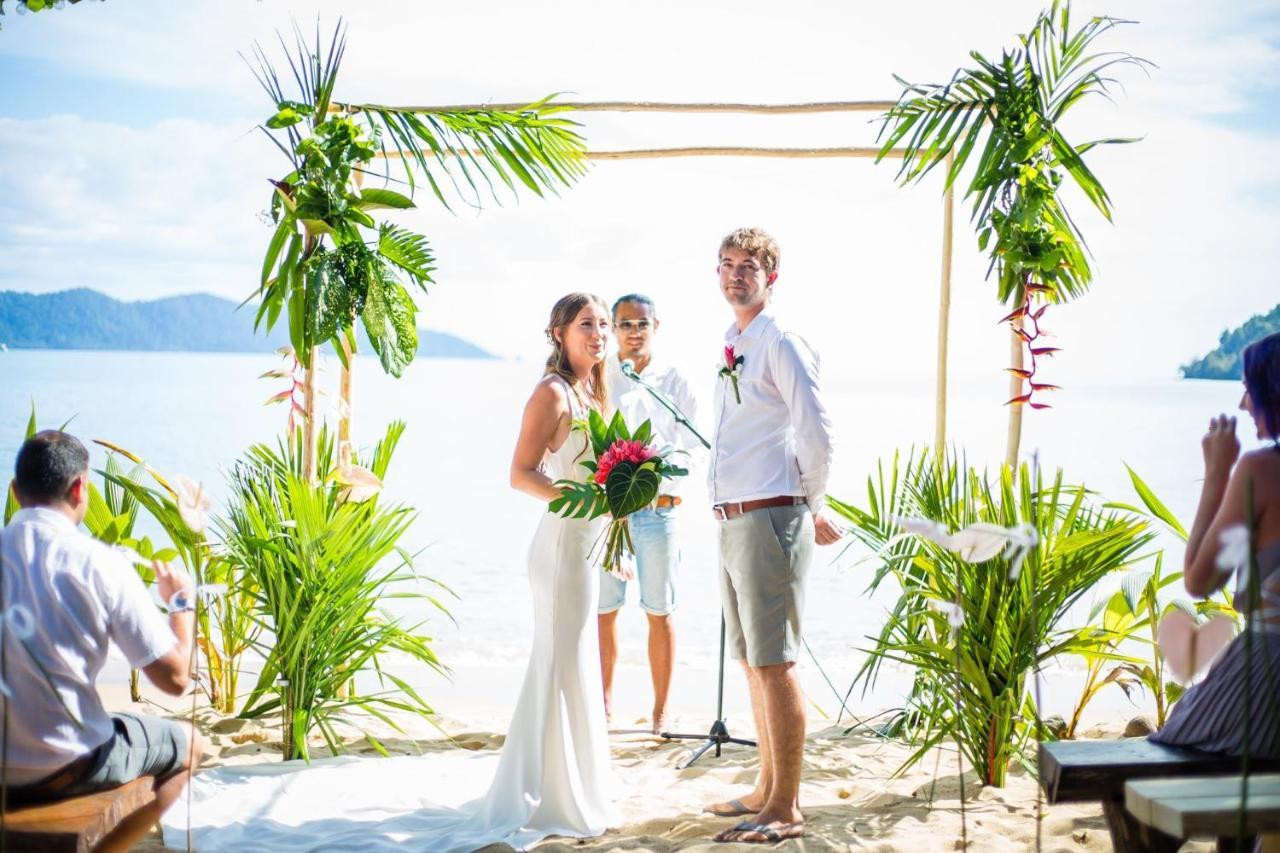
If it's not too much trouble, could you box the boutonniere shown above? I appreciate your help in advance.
[718,344,744,404]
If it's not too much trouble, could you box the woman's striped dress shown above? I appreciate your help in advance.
[1150,542,1280,759]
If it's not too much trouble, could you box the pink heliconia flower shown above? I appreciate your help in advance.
[724,344,737,371]
[594,439,656,485]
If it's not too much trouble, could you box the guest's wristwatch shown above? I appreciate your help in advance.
[167,589,196,614]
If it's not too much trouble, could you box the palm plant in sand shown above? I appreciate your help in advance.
[877,0,1149,466]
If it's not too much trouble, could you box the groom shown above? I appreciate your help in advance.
[706,227,840,844]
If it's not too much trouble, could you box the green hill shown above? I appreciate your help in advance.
[1182,303,1280,380]
[0,289,496,359]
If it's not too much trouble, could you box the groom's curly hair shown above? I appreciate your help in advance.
[719,227,780,275]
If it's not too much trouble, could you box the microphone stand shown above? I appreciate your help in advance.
[619,361,756,768]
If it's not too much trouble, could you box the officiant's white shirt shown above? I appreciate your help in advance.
[709,308,833,511]
[608,355,703,496]
[0,508,176,784]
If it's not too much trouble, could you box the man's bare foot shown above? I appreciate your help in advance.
[651,710,669,736]
[704,793,766,818]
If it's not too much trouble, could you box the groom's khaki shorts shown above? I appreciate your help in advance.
[718,503,814,667]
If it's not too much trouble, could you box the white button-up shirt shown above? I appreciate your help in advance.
[709,308,834,512]
[0,507,176,784]
[608,355,704,497]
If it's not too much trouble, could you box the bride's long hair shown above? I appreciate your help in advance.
[545,292,610,415]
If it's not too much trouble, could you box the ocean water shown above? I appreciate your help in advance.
[0,349,1253,721]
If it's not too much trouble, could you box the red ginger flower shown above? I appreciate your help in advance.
[594,439,656,485]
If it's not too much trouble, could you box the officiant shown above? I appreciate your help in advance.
[598,294,703,735]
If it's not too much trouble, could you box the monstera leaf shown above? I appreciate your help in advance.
[604,460,661,518]
[549,480,609,520]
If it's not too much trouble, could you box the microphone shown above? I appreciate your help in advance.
[617,357,709,450]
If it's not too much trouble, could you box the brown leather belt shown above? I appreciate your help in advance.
[655,495,681,510]
[712,495,805,521]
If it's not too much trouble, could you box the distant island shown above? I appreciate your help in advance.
[0,289,496,359]
[1182,302,1280,380]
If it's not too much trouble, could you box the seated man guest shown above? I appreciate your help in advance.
[0,430,203,852]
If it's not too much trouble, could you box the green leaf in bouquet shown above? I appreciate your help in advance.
[657,459,689,479]
[585,410,610,458]
[632,419,653,446]
[606,409,631,443]
[604,460,661,518]
[549,479,607,520]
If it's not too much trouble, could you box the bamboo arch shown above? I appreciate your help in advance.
[351,100,956,447]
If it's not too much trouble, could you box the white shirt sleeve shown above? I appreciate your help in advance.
[99,553,177,669]
[665,371,705,498]
[772,332,834,513]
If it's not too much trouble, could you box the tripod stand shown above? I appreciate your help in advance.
[619,361,757,769]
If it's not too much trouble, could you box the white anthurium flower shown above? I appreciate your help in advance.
[896,516,1038,579]
[930,598,965,634]
[1002,524,1039,580]
[333,442,383,504]
[196,584,228,604]
[895,516,1021,563]
[1216,524,1251,596]
[173,475,211,535]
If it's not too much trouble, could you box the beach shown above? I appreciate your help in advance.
[111,675,1216,853]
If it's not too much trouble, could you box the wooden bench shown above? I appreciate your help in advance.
[1126,774,1280,848]
[1039,740,1280,853]
[1,776,155,853]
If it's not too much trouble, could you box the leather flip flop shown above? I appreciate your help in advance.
[715,820,806,844]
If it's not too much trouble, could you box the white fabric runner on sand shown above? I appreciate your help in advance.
[161,751,528,852]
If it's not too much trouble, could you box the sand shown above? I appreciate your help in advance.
[112,681,1220,853]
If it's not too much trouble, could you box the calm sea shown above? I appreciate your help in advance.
[0,350,1252,721]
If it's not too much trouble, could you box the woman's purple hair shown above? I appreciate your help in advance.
[1243,331,1280,445]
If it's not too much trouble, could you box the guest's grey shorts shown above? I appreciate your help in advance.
[14,712,186,804]
[718,503,814,667]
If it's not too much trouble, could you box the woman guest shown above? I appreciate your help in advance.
[1151,331,1280,758]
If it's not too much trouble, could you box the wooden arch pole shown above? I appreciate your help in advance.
[936,154,956,451]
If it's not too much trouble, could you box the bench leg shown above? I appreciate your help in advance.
[1102,796,1184,853]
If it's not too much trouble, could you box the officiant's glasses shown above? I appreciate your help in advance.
[614,319,652,333]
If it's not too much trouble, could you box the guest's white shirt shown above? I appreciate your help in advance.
[0,507,176,784]
[709,308,833,512]
[608,355,703,497]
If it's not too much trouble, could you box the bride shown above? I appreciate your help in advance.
[480,291,619,847]
[161,293,619,852]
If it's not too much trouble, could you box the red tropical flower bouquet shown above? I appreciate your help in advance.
[549,410,688,574]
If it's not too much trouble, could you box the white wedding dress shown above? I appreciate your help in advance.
[162,381,618,852]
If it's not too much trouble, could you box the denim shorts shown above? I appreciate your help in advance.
[10,713,187,804]
[599,506,679,616]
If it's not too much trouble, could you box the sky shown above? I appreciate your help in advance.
[0,0,1278,384]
